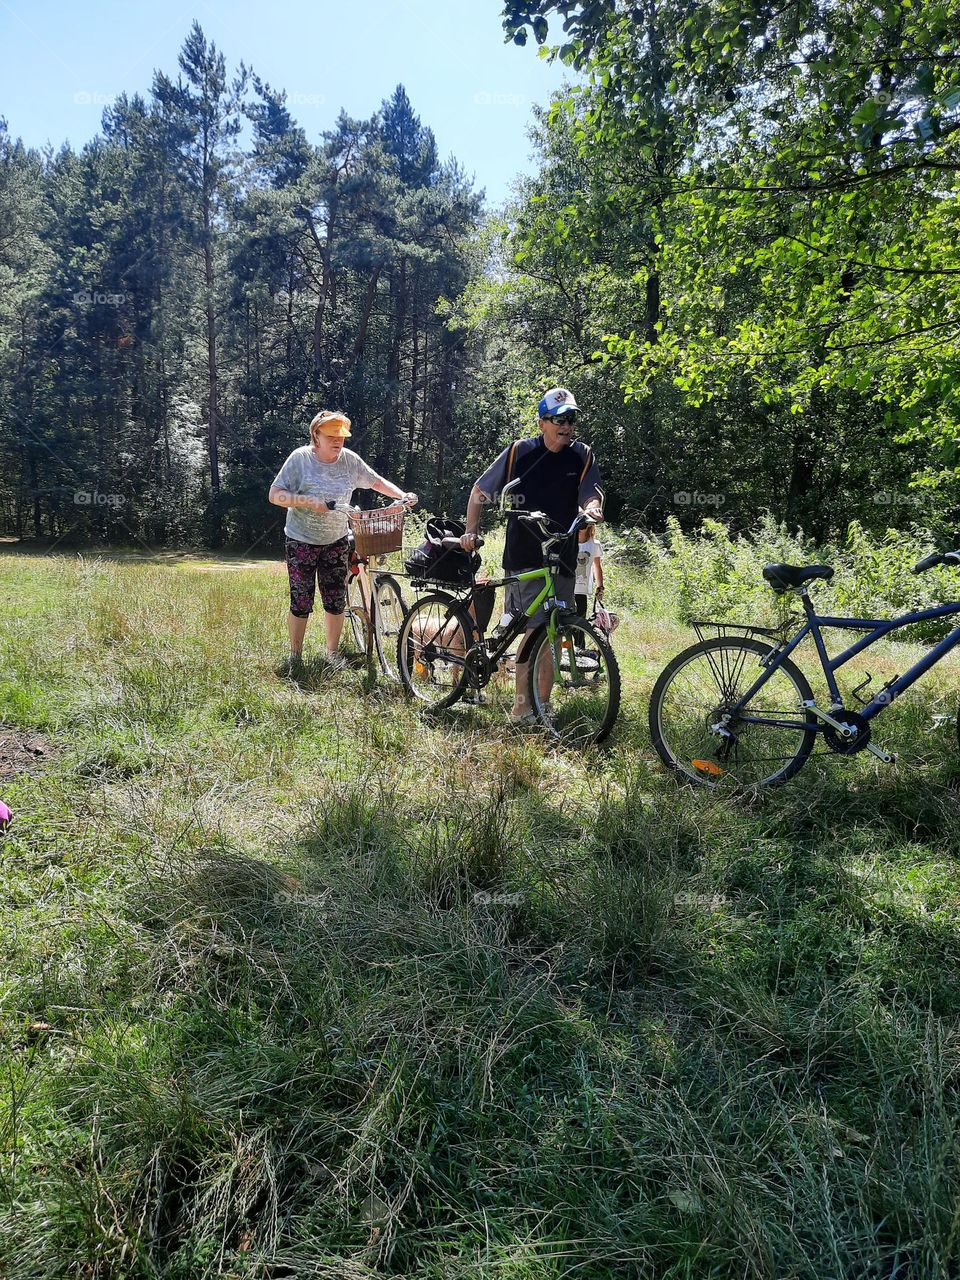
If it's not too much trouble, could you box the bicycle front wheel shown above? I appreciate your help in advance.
[397,592,473,711]
[526,616,621,747]
[649,636,817,790]
[344,575,369,655]
[372,573,406,680]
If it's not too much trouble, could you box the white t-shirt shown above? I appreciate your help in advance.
[272,445,381,545]
[575,538,601,595]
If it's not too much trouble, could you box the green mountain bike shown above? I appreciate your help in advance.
[396,504,620,747]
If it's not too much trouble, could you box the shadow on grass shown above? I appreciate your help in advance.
[8,767,960,1277]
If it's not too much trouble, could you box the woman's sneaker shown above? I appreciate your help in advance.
[325,651,349,672]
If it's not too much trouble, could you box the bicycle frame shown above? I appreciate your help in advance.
[433,562,577,681]
[730,590,960,727]
[350,550,387,619]
[346,543,406,676]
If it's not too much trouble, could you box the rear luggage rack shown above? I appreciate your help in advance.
[692,617,798,644]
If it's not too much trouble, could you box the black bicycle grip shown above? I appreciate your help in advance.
[912,552,944,574]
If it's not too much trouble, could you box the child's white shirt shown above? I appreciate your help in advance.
[575,538,601,595]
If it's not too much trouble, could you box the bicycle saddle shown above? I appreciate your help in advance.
[763,563,835,592]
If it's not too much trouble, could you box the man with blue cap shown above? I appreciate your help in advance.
[461,387,604,723]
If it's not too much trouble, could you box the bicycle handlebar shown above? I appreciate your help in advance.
[323,496,414,514]
[460,506,594,553]
[912,551,960,575]
[513,508,594,542]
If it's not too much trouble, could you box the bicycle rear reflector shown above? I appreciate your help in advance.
[692,759,724,777]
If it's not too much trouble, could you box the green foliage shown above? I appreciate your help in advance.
[637,513,814,623]
[0,33,483,548]
[494,0,960,534]
[638,514,960,640]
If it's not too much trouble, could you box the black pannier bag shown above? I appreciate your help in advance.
[404,517,480,585]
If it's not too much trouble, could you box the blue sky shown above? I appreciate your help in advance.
[0,0,574,207]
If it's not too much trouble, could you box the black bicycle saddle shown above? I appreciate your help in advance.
[763,563,835,592]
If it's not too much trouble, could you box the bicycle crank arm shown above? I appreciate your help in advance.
[804,702,856,737]
[803,702,896,763]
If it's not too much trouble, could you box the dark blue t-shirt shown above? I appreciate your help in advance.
[475,437,603,571]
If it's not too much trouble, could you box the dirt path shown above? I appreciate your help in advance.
[0,729,54,781]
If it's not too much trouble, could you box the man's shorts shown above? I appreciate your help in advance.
[285,536,350,617]
[505,570,576,629]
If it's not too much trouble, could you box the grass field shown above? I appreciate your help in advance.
[2,541,960,1279]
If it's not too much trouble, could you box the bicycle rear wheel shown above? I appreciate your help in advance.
[649,636,817,790]
[397,592,473,711]
[526,616,621,746]
[372,573,406,680]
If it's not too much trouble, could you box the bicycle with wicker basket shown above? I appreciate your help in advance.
[323,499,412,679]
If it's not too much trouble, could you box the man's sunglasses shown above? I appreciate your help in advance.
[546,411,578,427]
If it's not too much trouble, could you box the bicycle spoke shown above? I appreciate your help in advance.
[398,597,471,708]
[529,620,620,747]
[373,576,406,679]
[650,638,815,789]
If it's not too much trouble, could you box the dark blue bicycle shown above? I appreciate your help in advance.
[649,550,960,789]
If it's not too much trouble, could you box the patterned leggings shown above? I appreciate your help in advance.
[285,537,349,617]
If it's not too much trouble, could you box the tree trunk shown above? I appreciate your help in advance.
[29,453,41,540]
[405,318,420,485]
[350,263,382,367]
[379,258,406,479]
[645,271,660,346]
[306,198,337,390]
[205,232,220,499]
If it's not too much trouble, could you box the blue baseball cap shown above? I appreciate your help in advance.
[538,387,579,418]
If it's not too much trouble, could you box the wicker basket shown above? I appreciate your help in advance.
[348,507,406,557]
